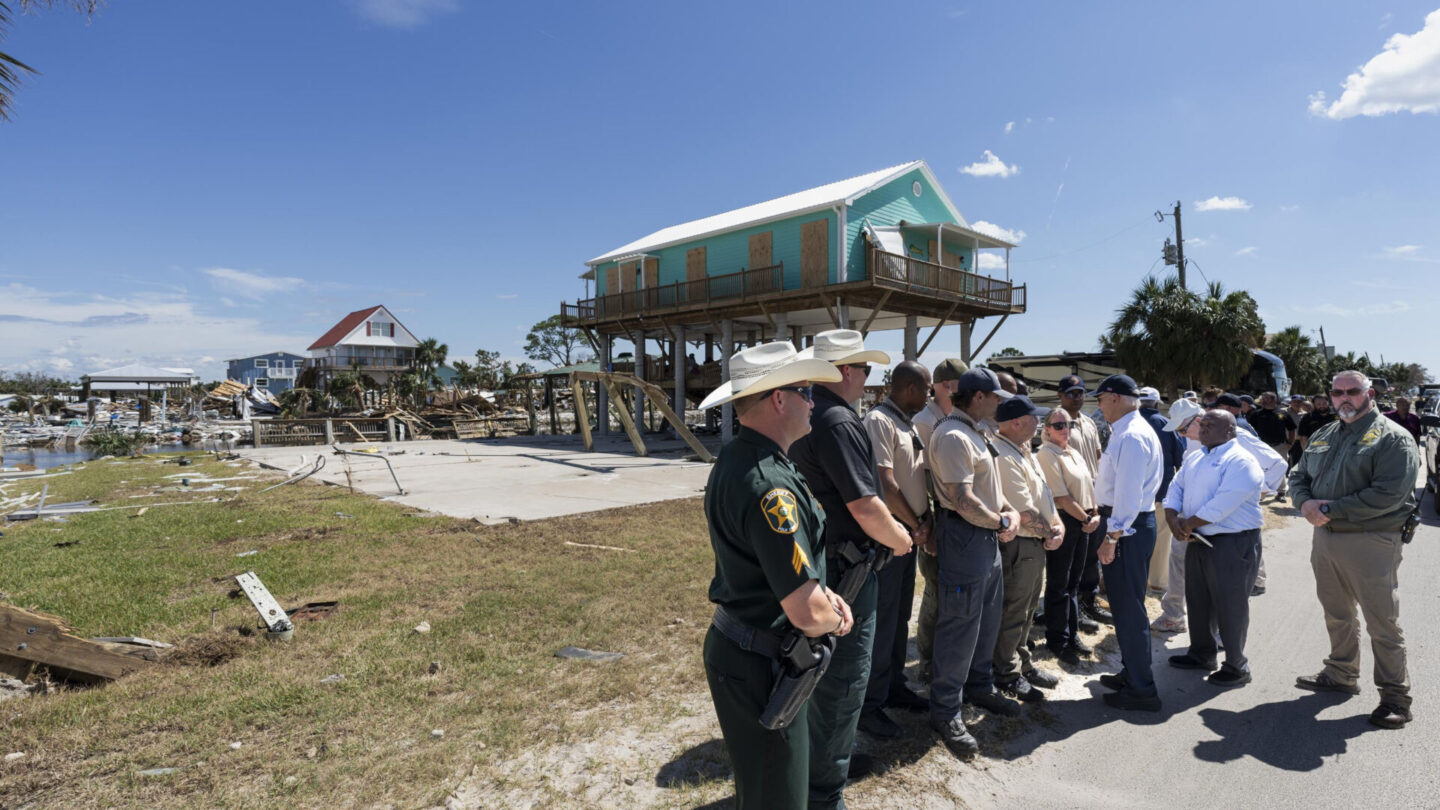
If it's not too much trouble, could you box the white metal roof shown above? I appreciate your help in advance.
[587,160,967,266]
[896,222,1018,250]
[82,364,195,383]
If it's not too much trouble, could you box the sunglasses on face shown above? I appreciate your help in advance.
[1047,421,1075,430]
[1330,387,1367,398]
[846,364,872,376]
[775,385,813,402]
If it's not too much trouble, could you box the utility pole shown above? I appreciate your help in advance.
[1173,200,1185,289]
[1156,200,1186,288]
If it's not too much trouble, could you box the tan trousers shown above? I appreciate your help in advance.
[1148,500,1172,592]
[1310,526,1411,708]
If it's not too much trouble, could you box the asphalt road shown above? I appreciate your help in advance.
[973,490,1440,810]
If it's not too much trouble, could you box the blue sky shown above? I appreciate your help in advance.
[2,1,1437,387]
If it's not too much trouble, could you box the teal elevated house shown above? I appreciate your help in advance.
[560,160,1027,438]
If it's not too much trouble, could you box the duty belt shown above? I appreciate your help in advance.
[711,605,785,659]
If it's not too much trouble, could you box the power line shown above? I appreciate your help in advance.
[1185,257,1211,286]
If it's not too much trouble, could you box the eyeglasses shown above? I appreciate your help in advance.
[845,364,872,376]
[1329,387,1368,398]
[1047,421,1075,430]
[775,385,812,402]
[1060,389,1084,397]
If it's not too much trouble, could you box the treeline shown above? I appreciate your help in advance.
[1105,276,1431,397]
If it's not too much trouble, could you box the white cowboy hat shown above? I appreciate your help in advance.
[1163,398,1204,432]
[698,342,841,411]
[796,329,891,366]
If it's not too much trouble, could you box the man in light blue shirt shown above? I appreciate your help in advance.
[1163,410,1264,688]
[1092,375,1164,711]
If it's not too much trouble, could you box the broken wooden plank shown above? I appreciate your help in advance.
[0,604,150,682]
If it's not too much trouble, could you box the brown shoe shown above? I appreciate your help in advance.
[1295,672,1360,696]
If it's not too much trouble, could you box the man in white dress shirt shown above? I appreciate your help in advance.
[1163,410,1264,688]
[1092,375,1164,711]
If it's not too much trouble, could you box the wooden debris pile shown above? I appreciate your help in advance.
[0,604,154,684]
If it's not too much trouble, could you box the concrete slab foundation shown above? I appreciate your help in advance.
[238,435,716,524]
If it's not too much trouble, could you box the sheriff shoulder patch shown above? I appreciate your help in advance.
[762,488,800,535]
[1359,427,1382,447]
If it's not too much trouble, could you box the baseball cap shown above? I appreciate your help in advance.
[1289,394,1305,402]
[1138,386,1162,403]
[955,368,1014,399]
[932,358,969,384]
[1058,374,1087,394]
[1239,394,1255,405]
[1095,374,1140,397]
[996,394,1048,422]
[1214,393,1243,409]
[1182,390,1198,400]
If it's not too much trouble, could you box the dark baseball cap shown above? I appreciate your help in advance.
[1239,394,1255,405]
[1095,374,1140,397]
[1058,374,1087,394]
[955,368,1014,399]
[997,394,1049,422]
[932,358,969,384]
[1214,393,1244,409]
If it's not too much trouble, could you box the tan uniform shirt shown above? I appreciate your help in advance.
[995,433,1060,538]
[1037,439,1096,512]
[930,409,1006,516]
[864,399,930,519]
[912,399,948,448]
[1064,408,1102,477]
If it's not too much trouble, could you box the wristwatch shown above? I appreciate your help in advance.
[1319,503,1331,515]
[999,514,1012,531]
[1104,532,1120,544]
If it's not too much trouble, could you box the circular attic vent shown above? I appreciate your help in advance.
[912,181,923,197]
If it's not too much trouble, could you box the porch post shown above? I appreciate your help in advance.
[598,334,611,436]
[721,319,734,444]
[634,332,647,433]
[904,315,918,361]
[672,325,685,437]
[961,319,974,364]
[772,312,788,344]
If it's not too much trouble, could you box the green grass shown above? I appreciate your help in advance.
[0,452,718,808]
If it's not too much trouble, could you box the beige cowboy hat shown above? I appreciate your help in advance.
[698,341,842,411]
[796,329,892,366]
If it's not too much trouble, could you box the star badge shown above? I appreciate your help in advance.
[761,488,799,535]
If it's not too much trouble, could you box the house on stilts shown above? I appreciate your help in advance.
[559,159,1027,442]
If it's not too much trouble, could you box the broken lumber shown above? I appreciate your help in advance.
[0,604,151,683]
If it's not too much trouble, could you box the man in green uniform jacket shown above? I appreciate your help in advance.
[700,341,856,809]
[1290,370,1421,729]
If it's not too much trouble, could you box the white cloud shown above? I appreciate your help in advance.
[1186,236,1210,247]
[959,150,1020,178]
[970,221,1026,244]
[0,283,313,380]
[1235,246,1258,256]
[349,0,458,28]
[204,267,305,300]
[1308,9,1440,119]
[1004,121,1015,134]
[1384,244,1423,255]
[1303,301,1414,318]
[496,293,519,300]
[1194,196,1252,212]
[1279,204,1301,212]
[976,253,1007,271]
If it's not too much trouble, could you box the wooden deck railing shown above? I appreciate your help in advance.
[562,250,1024,325]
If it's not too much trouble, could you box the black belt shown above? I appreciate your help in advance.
[711,605,785,659]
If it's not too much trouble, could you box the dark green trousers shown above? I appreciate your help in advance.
[704,626,809,809]
[809,570,877,810]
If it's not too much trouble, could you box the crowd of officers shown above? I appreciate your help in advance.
[700,330,1422,810]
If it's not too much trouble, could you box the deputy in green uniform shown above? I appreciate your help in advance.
[1291,370,1421,729]
[701,341,854,809]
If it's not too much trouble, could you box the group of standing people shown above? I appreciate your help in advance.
[699,330,1422,810]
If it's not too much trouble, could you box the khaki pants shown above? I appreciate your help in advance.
[993,536,1046,683]
[1310,526,1410,708]
[1148,499,1172,592]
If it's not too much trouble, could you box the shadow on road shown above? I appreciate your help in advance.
[1193,692,1376,770]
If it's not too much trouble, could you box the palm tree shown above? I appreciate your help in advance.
[2,2,99,121]
[415,337,448,391]
[327,371,376,412]
[1107,276,1264,396]
[1265,326,1327,395]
